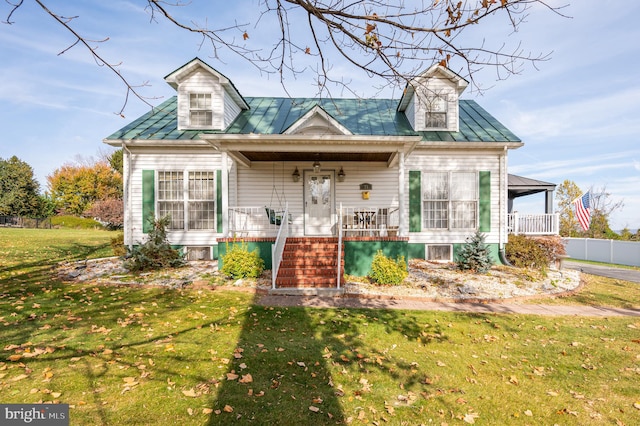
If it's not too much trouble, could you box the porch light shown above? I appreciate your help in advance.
[313,158,321,172]
[337,167,346,182]
[292,167,300,182]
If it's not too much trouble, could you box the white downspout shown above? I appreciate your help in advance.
[123,143,133,248]
[398,151,406,237]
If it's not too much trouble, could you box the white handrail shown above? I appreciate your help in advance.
[337,203,343,289]
[271,203,289,289]
[507,213,560,235]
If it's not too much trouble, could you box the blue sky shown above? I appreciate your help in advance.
[1,1,639,230]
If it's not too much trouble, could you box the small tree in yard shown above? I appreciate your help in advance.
[124,216,185,272]
[457,231,493,274]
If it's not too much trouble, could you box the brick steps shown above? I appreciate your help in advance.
[275,238,344,289]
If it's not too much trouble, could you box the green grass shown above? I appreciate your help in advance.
[1,229,639,425]
[51,215,105,229]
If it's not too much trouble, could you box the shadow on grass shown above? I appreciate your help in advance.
[207,293,446,425]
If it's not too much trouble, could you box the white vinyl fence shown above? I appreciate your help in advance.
[564,238,640,267]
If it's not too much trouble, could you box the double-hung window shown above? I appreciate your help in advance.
[423,172,477,230]
[189,93,212,127]
[188,171,216,230]
[157,171,216,231]
[425,95,448,129]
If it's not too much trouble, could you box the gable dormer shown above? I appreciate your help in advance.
[397,64,468,132]
[284,105,353,136]
[164,58,249,131]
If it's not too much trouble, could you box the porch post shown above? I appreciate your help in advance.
[545,190,554,214]
[221,152,229,236]
[398,151,406,236]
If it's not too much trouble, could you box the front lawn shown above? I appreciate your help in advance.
[1,229,639,425]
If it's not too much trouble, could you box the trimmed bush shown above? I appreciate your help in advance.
[124,216,185,272]
[456,231,494,273]
[506,234,566,269]
[51,215,104,229]
[221,243,264,279]
[369,250,408,285]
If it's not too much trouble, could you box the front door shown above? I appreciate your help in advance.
[304,171,334,235]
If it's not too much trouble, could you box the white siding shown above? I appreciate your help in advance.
[126,147,223,246]
[176,69,223,130]
[223,89,242,129]
[404,97,416,130]
[412,77,459,131]
[234,162,400,237]
[405,149,505,245]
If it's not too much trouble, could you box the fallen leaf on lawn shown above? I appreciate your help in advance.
[509,375,519,385]
[187,408,193,416]
[297,361,306,368]
[524,410,533,417]
[203,408,213,414]
[182,388,198,397]
[547,391,559,397]
[226,373,239,381]
[223,405,233,413]
[436,360,446,367]
[239,374,253,384]
[164,344,175,352]
[51,392,62,398]
[309,406,320,413]
[463,412,479,424]
[633,402,640,410]
[239,363,247,369]
[10,374,29,382]
[7,354,22,362]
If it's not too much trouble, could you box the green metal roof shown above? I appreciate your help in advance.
[105,96,520,143]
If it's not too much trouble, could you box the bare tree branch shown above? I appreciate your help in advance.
[3,0,570,112]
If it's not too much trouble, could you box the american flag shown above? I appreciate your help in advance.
[573,191,591,231]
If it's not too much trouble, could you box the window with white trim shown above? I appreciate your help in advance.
[423,171,477,230]
[425,95,448,129]
[188,171,216,230]
[189,93,213,127]
[157,171,216,231]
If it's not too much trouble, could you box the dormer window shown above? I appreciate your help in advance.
[189,93,213,127]
[425,95,448,129]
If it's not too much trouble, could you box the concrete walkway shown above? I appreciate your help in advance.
[257,294,640,317]
[257,261,640,317]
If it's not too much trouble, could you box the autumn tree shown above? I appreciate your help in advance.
[556,180,623,239]
[0,156,43,217]
[555,180,582,237]
[587,185,623,239]
[47,161,123,216]
[3,1,567,114]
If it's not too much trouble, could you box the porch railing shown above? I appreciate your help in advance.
[271,203,289,289]
[507,213,559,235]
[228,206,288,237]
[340,206,400,236]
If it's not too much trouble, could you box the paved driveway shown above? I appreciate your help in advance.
[564,261,640,283]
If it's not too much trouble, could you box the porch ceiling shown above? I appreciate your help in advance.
[238,151,391,162]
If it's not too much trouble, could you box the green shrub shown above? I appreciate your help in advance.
[506,235,566,269]
[369,250,408,285]
[456,231,494,273]
[110,232,126,257]
[221,243,264,279]
[51,215,104,229]
[124,216,185,272]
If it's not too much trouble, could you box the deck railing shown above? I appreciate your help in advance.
[340,206,400,236]
[507,213,559,235]
[228,206,287,237]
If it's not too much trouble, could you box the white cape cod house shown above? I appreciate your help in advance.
[104,58,527,291]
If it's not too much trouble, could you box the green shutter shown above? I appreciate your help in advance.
[409,171,422,232]
[216,170,223,232]
[479,171,491,232]
[142,170,155,233]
